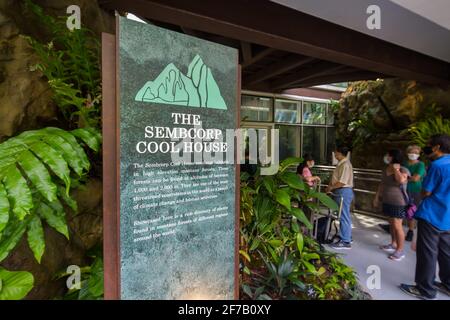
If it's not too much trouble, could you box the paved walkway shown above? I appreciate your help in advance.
[327,213,450,300]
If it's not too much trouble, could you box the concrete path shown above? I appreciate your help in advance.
[327,213,450,300]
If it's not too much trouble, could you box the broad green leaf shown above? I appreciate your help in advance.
[29,141,71,191]
[2,166,33,220]
[57,186,78,212]
[0,268,34,300]
[296,232,304,253]
[311,192,339,211]
[44,127,90,169]
[291,208,313,230]
[274,189,291,211]
[303,253,320,261]
[279,171,305,190]
[0,218,27,262]
[266,245,279,264]
[249,238,260,251]
[0,183,9,233]
[279,157,303,172]
[268,239,283,248]
[317,267,326,276]
[27,215,45,263]
[292,221,300,234]
[302,260,317,274]
[18,150,57,203]
[72,128,100,152]
[83,127,102,144]
[87,257,103,297]
[262,177,275,194]
[42,134,88,176]
[37,203,69,239]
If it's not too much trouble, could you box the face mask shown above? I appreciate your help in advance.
[383,155,391,164]
[408,153,419,161]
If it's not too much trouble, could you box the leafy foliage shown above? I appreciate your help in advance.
[56,248,104,300]
[240,158,361,300]
[24,0,101,128]
[0,268,34,300]
[408,114,450,147]
[0,127,101,264]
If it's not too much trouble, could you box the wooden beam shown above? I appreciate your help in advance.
[100,0,450,85]
[241,47,276,68]
[240,41,252,64]
[270,62,345,90]
[243,56,315,86]
[288,71,385,89]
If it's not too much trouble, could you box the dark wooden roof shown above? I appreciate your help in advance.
[99,0,450,92]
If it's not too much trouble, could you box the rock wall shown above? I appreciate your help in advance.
[0,0,113,299]
[338,79,450,169]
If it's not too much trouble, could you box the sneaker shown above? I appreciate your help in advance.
[330,240,351,250]
[380,244,396,252]
[389,250,405,261]
[434,281,450,296]
[399,284,436,300]
[405,230,414,242]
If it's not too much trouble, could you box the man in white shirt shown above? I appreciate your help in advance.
[326,146,354,249]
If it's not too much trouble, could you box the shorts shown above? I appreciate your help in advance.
[382,203,407,219]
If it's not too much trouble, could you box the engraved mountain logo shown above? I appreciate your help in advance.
[135,55,227,109]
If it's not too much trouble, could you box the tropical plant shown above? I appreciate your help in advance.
[240,157,362,300]
[408,114,450,147]
[24,0,101,129]
[0,127,101,264]
[56,247,104,300]
[0,268,34,300]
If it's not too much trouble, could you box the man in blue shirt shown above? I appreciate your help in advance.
[400,134,450,300]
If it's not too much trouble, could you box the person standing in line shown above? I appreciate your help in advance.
[326,146,354,250]
[401,134,450,300]
[404,145,426,241]
[373,149,410,261]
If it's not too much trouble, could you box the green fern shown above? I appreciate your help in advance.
[24,0,101,128]
[408,115,450,147]
[0,127,101,263]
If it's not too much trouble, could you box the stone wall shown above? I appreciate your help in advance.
[0,0,113,299]
[337,78,450,169]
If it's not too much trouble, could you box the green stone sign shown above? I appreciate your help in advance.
[117,17,238,299]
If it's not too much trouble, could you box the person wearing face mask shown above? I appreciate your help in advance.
[297,154,321,188]
[400,134,450,300]
[403,145,426,241]
[373,149,410,261]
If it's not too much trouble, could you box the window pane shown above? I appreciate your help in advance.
[240,127,272,164]
[276,125,298,161]
[326,104,335,125]
[275,99,300,124]
[326,127,336,165]
[302,127,327,164]
[302,102,326,125]
[241,95,272,122]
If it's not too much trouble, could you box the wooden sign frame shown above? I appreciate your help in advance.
[101,18,241,300]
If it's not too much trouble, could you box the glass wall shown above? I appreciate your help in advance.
[241,95,272,122]
[241,94,336,165]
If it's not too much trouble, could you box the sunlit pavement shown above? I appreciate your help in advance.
[327,213,450,300]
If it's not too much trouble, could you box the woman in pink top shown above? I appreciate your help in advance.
[297,154,321,187]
